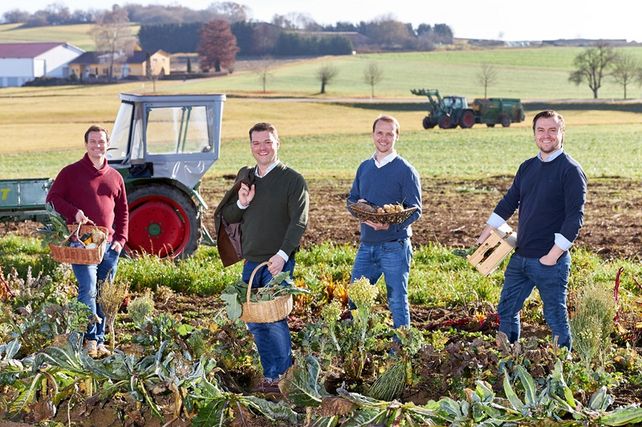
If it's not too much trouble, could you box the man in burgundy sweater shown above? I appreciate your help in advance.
[47,125,128,358]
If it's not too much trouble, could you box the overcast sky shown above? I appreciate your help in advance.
[4,0,641,42]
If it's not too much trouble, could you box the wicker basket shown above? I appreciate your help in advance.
[240,261,293,323]
[49,224,109,265]
[347,201,418,225]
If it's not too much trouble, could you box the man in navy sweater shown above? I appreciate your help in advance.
[347,115,422,328]
[477,110,587,349]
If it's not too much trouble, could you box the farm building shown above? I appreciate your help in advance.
[0,42,84,87]
[68,50,171,80]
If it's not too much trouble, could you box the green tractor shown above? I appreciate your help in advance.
[411,88,525,129]
[0,93,226,259]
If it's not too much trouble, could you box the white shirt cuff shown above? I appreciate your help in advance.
[277,250,289,262]
[237,199,249,209]
[487,212,506,229]
[554,233,573,251]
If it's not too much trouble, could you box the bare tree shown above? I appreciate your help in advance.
[363,62,384,98]
[198,19,239,73]
[477,63,498,98]
[317,65,338,94]
[252,57,276,93]
[569,43,618,99]
[611,52,641,99]
[92,5,136,81]
[207,2,249,23]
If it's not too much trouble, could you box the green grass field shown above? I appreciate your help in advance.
[1,117,640,181]
[0,22,138,51]
[171,48,642,99]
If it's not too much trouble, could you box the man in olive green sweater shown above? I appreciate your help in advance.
[220,122,309,391]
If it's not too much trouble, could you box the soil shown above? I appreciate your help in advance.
[3,176,639,259]
[200,175,642,260]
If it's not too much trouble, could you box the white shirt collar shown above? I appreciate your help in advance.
[255,160,280,178]
[538,148,564,162]
[373,151,397,168]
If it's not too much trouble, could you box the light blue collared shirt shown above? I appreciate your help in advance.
[373,151,397,168]
[487,148,572,251]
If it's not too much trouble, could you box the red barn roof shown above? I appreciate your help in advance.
[0,42,66,58]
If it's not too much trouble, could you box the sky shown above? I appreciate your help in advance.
[5,0,642,42]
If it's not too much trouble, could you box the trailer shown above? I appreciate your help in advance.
[0,92,226,259]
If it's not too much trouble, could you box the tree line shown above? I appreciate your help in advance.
[3,2,453,56]
[139,22,354,57]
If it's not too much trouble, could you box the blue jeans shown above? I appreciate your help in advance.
[71,246,120,344]
[498,252,572,349]
[351,238,413,328]
[242,258,295,379]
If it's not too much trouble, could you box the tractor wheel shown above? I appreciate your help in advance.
[501,116,511,127]
[438,116,452,129]
[422,116,435,129]
[459,110,475,128]
[127,184,200,259]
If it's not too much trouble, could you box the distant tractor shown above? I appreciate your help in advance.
[410,88,525,129]
[0,93,226,259]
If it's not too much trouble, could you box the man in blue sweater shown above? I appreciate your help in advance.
[347,115,422,328]
[477,110,587,349]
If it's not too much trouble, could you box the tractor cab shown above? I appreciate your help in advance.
[108,93,226,258]
[441,96,467,112]
[108,93,225,190]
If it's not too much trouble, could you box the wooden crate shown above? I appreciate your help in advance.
[468,227,517,276]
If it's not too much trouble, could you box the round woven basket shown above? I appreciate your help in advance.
[240,261,293,323]
[347,201,418,224]
[49,224,109,265]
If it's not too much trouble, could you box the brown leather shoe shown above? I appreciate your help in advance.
[84,340,98,358]
[96,343,112,358]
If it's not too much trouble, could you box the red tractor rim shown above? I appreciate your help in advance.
[128,194,191,257]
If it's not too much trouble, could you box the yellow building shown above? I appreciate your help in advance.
[69,50,170,80]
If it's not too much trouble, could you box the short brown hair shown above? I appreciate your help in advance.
[532,110,565,134]
[84,125,109,143]
[372,115,400,136]
[248,122,279,142]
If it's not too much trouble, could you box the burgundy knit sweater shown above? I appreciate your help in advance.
[46,154,129,246]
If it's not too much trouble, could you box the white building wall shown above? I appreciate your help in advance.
[33,58,45,76]
[0,58,34,87]
[35,44,83,78]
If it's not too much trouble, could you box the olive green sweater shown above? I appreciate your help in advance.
[221,163,309,262]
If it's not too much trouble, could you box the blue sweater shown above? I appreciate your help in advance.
[347,156,422,243]
[494,153,587,258]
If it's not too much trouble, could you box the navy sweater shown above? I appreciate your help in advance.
[347,156,422,243]
[494,153,587,258]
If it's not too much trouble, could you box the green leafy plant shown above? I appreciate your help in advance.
[37,203,70,246]
[220,271,310,321]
